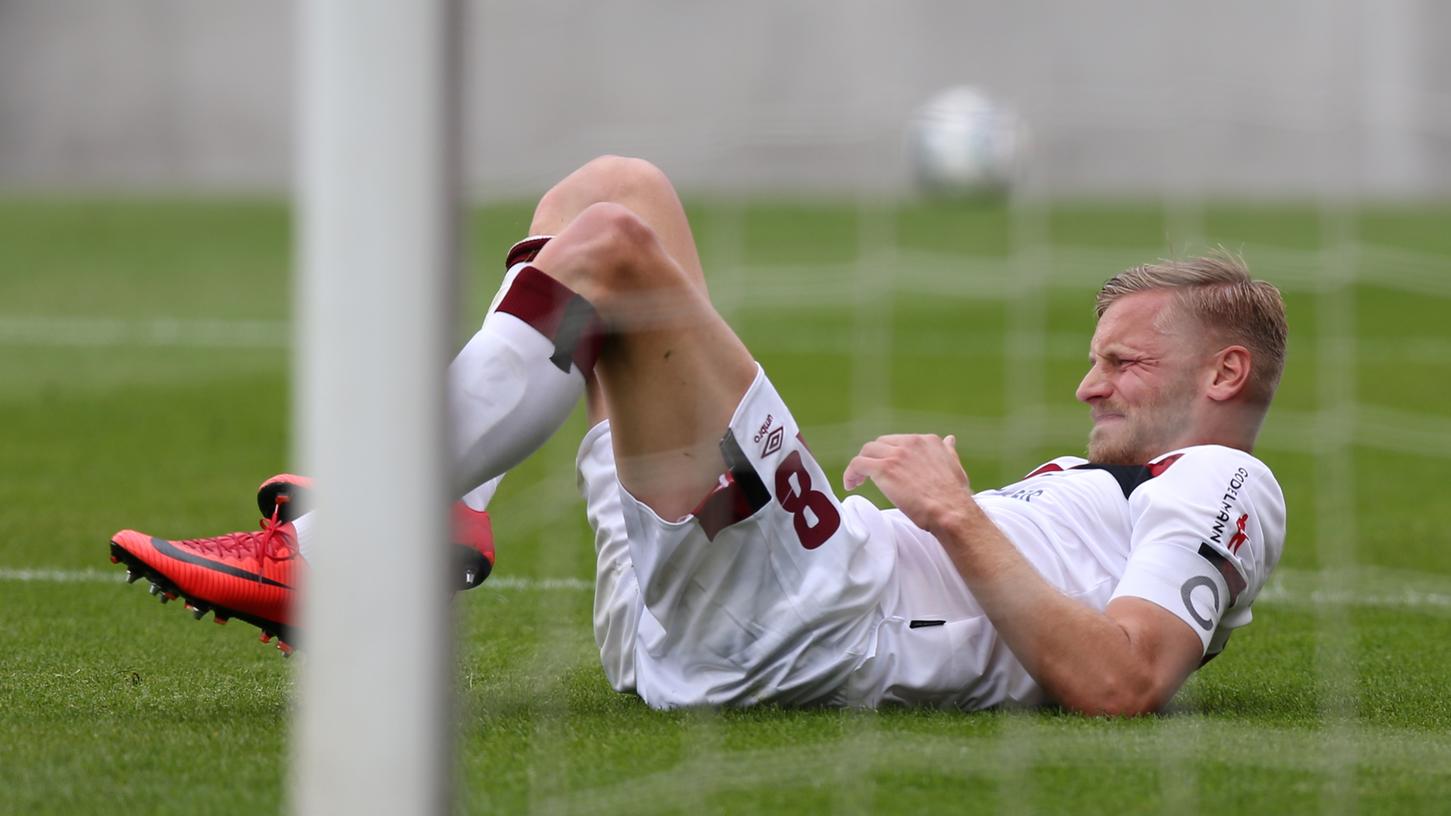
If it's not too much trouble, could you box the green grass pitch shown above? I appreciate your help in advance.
[2,197,1451,813]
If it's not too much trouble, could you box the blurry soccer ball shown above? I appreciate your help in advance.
[906,86,1021,198]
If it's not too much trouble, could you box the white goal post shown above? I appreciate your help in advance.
[292,1,461,814]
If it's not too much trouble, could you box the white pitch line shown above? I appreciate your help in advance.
[0,566,592,592]
[484,575,593,592]
[0,567,122,583]
[0,316,288,349]
[1258,583,1451,610]
[3,566,1449,611]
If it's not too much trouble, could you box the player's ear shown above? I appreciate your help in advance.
[1206,344,1252,402]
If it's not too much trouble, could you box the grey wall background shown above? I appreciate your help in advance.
[1,0,1447,198]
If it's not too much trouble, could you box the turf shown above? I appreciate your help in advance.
[3,197,1451,813]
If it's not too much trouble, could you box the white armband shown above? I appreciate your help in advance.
[1110,542,1231,655]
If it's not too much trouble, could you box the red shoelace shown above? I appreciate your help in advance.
[176,505,296,569]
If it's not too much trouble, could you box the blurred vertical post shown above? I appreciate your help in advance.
[292,0,460,814]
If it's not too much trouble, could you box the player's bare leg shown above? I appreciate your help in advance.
[529,199,756,519]
[525,155,713,429]
[502,156,754,516]
[529,156,710,293]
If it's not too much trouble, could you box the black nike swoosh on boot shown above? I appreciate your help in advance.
[150,537,293,589]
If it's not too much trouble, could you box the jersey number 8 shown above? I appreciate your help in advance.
[775,451,842,550]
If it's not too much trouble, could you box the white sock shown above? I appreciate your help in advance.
[460,474,504,511]
[449,260,534,511]
[292,511,317,562]
[449,263,598,494]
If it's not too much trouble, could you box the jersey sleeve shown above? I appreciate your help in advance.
[1109,446,1286,657]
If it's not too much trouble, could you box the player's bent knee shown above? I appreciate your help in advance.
[576,154,674,200]
[532,155,676,235]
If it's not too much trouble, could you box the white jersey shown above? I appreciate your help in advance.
[845,445,1285,708]
[578,365,1286,710]
[984,446,1285,659]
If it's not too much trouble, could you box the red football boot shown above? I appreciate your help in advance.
[451,501,495,590]
[109,504,301,656]
[256,473,494,590]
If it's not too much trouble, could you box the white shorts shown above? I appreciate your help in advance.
[576,365,1043,709]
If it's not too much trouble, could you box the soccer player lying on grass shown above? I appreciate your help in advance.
[111,156,1287,715]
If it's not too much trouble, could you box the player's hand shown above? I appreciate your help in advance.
[843,434,973,532]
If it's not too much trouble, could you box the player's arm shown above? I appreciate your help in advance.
[931,500,1203,715]
[844,434,1203,716]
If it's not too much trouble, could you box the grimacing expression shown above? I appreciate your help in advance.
[1075,290,1206,465]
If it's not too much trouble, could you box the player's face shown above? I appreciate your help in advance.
[1076,290,1208,464]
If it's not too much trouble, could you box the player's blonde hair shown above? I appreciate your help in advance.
[1096,252,1287,406]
